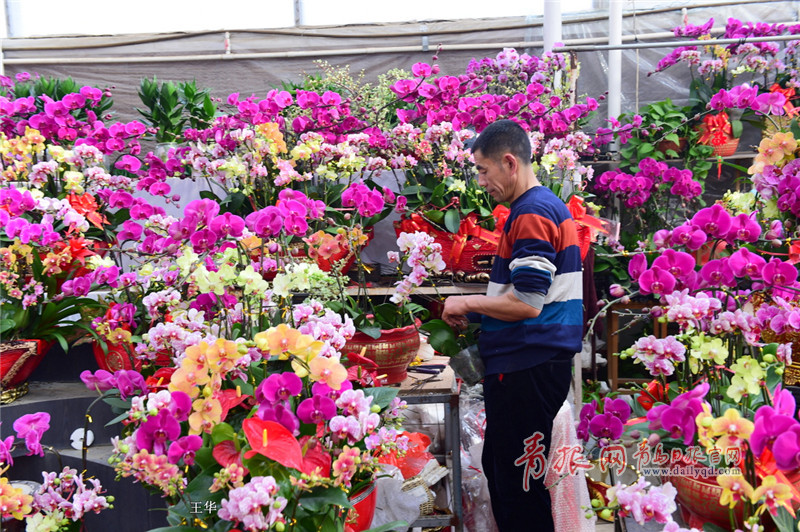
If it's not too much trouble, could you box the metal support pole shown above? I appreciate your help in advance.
[608,0,623,151]
[543,0,562,53]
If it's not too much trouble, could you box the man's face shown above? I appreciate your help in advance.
[474,149,515,203]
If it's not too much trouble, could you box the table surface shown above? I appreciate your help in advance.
[396,355,457,397]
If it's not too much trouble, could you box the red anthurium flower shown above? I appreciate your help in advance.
[242,418,305,471]
[213,439,244,469]
[218,388,248,422]
[637,380,669,411]
[67,193,108,229]
[299,435,332,477]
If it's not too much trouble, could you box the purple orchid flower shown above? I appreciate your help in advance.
[589,413,624,440]
[113,370,147,400]
[0,423,15,466]
[167,435,203,465]
[750,406,799,457]
[136,409,181,456]
[728,248,766,279]
[169,391,193,422]
[256,372,303,405]
[670,223,707,250]
[772,425,800,470]
[256,402,300,436]
[726,213,762,243]
[312,380,353,401]
[297,394,338,424]
[699,258,736,287]
[637,266,677,296]
[628,253,648,280]
[691,204,733,239]
[603,397,632,423]
[80,369,116,392]
[762,258,798,287]
[12,412,50,457]
[652,249,696,281]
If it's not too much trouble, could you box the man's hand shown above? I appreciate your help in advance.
[442,295,472,331]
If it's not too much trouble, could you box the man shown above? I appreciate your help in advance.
[442,119,583,531]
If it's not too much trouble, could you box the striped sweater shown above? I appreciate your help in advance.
[479,185,583,375]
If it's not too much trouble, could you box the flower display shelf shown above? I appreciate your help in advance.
[605,301,668,391]
[396,356,463,531]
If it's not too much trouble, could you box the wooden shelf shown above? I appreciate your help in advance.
[345,283,487,296]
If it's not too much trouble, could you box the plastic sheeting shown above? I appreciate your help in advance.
[2,2,797,126]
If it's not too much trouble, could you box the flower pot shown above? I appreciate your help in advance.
[0,339,54,403]
[92,341,171,372]
[655,137,688,157]
[346,481,377,531]
[343,321,421,385]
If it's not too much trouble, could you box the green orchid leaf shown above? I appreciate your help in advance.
[443,209,461,233]
[211,422,236,445]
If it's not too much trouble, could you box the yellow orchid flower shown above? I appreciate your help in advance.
[717,474,754,509]
[751,475,793,516]
[308,356,349,390]
[710,408,754,453]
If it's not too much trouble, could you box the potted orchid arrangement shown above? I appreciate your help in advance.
[651,16,800,141]
[584,101,800,530]
[79,324,409,532]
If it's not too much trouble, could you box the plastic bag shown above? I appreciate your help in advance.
[450,344,484,386]
[378,431,436,479]
[458,383,498,532]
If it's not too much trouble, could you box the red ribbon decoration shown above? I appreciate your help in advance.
[699,112,733,147]
[566,196,609,260]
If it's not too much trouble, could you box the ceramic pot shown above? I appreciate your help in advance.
[0,339,53,403]
[346,481,377,531]
[343,320,421,384]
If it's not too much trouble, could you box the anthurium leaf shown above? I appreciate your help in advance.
[770,506,797,532]
[211,422,235,445]
[242,418,304,471]
[362,387,399,410]
[194,446,216,471]
[298,485,351,512]
[358,325,382,340]
[420,320,460,356]
[443,209,461,233]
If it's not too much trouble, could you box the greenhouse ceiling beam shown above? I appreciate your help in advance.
[3,20,799,66]
[608,0,622,151]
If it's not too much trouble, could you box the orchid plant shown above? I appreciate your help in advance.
[79,325,409,532]
[586,109,800,529]
[0,411,114,530]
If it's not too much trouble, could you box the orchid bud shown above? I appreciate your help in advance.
[763,354,776,363]
[620,296,630,304]
[629,430,640,439]
[647,433,661,446]
[650,306,665,318]
[609,284,625,298]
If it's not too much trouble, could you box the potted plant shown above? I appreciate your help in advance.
[581,123,800,531]
[136,77,217,146]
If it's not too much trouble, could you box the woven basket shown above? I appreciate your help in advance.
[710,137,739,157]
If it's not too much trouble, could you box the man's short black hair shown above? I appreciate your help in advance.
[471,119,532,165]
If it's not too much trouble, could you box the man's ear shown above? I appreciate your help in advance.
[503,152,518,173]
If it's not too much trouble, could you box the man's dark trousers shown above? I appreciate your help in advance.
[481,355,573,531]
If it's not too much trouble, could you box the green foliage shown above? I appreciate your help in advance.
[136,77,217,143]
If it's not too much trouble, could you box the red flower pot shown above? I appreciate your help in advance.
[92,342,171,372]
[0,339,54,403]
[343,320,421,385]
[347,481,377,531]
